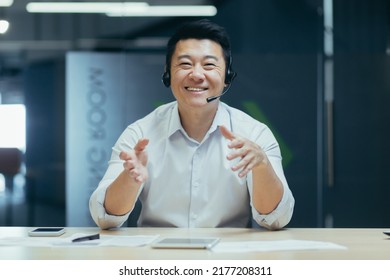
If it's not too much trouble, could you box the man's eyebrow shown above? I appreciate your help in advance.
[176,55,191,60]
[204,55,219,61]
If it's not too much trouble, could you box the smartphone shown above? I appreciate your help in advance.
[28,227,65,237]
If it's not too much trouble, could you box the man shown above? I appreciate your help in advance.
[89,19,294,230]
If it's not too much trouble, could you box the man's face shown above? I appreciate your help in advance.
[170,39,226,108]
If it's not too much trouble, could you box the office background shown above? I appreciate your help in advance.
[0,0,389,228]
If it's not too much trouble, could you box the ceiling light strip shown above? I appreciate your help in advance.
[107,6,217,17]
[26,2,149,14]
[0,0,13,7]
[26,2,217,17]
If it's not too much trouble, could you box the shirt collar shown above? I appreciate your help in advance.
[167,101,232,139]
[210,102,231,133]
[167,102,183,138]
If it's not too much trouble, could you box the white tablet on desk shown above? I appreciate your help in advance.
[151,237,220,249]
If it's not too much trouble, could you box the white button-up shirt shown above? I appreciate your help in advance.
[89,101,294,229]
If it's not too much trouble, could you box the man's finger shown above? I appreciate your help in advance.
[119,151,131,160]
[134,138,149,152]
[219,125,235,140]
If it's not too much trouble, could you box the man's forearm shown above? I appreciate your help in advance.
[252,161,284,214]
[104,170,142,216]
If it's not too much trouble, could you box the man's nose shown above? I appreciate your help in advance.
[189,65,205,81]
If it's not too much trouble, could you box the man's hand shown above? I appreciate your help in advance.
[219,125,268,177]
[119,138,149,183]
[104,138,149,216]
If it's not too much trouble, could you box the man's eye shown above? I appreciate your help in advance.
[204,63,216,69]
[179,62,192,68]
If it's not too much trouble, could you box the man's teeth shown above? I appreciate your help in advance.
[187,87,205,91]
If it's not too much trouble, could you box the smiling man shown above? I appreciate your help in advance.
[89,19,295,230]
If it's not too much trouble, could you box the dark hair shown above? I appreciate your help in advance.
[165,19,232,75]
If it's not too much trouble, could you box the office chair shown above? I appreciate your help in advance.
[0,147,23,225]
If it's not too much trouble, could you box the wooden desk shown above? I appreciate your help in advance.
[0,227,389,260]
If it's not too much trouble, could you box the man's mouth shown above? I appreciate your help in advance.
[185,87,208,92]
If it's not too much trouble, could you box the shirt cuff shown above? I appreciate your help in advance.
[252,188,295,230]
[90,186,130,229]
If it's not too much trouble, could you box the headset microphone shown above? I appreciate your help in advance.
[206,83,232,103]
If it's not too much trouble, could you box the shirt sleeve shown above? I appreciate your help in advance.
[89,183,130,229]
[89,125,142,229]
[248,124,295,230]
[252,186,295,230]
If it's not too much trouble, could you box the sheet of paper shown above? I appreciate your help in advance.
[212,239,347,253]
[0,237,57,247]
[0,233,159,247]
[99,235,160,247]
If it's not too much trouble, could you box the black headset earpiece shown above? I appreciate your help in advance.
[162,71,170,87]
[224,56,237,85]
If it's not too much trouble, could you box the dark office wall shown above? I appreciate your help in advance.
[334,0,389,53]
[326,55,390,227]
[24,59,66,217]
[216,0,319,54]
[325,0,390,227]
